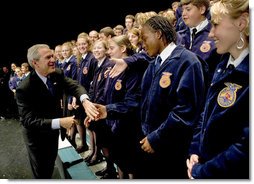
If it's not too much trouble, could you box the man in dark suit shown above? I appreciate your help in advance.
[15,44,99,179]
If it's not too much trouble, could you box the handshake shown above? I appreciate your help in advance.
[59,98,106,129]
[83,103,107,128]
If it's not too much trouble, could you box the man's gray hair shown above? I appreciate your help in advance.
[27,44,50,68]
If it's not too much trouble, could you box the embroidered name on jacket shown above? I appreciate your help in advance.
[217,82,242,108]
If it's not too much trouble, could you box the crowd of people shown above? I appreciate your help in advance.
[0,0,249,179]
[0,62,31,119]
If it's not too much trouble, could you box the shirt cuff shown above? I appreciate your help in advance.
[52,118,60,129]
[80,94,90,103]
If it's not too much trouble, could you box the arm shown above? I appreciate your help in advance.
[16,86,53,130]
[16,87,76,130]
[15,72,83,130]
[109,51,151,78]
[188,111,204,155]
[96,69,141,120]
[106,71,141,120]
[191,127,249,178]
[67,76,99,120]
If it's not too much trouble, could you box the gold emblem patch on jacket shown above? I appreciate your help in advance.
[115,80,122,90]
[159,72,172,88]
[217,82,242,108]
[200,41,211,53]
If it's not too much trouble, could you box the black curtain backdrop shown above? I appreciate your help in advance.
[2,0,174,67]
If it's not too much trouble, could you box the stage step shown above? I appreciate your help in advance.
[56,136,98,179]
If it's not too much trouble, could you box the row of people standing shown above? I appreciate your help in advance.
[9,62,31,95]
[15,0,249,179]
[0,62,31,119]
[53,0,249,178]
[108,0,249,179]
[92,15,206,179]
[0,66,12,119]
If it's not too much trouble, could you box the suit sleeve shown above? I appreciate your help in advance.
[15,69,88,130]
[16,86,53,130]
[62,75,87,99]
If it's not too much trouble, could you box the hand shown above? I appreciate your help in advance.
[186,154,199,179]
[66,127,71,136]
[60,99,63,109]
[93,103,107,120]
[60,115,77,129]
[72,97,79,109]
[67,103,73,110]
[84,116,92,128]
[109,58,128,78]
[140,137,155,154]
[82,99,99,120]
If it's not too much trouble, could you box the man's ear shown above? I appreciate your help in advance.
[31,60,37,68]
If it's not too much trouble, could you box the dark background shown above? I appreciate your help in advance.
[2,0,173,68]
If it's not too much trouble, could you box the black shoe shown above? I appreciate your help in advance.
[84,154,93,162]
[100,172,117,179]
[86,157,104,166]
[95,168,107,176]
[76,145,89,153]
[69,138,77,149]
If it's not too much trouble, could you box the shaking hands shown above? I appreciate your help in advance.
[60,115,78,129]
[83,103,107,128]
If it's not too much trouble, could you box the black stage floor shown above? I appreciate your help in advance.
[0,118,60,179]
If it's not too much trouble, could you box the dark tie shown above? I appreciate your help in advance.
[46,77,55,96]
[154,56,162,73]
[224,64,235,75]
[192,28,197,41]
[190,28,197,49]
[227,64,235,70]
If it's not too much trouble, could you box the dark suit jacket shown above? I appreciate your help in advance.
[15,68,87,178]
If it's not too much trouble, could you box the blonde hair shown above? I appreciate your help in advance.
[77,32,92,52]
[210,0,249,37]
[135,11,158,29]
[111,35,134,56]
[161,9,177,26]
[77,32,89,38]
